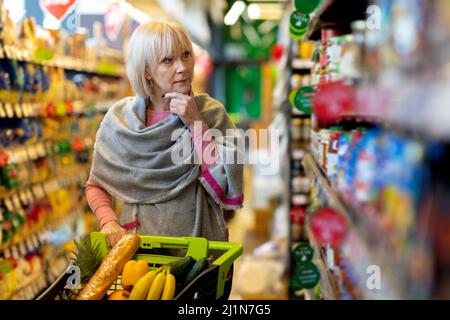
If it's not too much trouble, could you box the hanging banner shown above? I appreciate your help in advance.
[39,0,77,21]
[104,1,126,41]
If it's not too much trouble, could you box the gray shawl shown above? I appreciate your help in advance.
[88,94,243,241]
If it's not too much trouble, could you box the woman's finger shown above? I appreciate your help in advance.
[107,233,115,248]
[170,101,185,108]
[169,98,188,105]
[169,106,181,115]
[164,92,188,100]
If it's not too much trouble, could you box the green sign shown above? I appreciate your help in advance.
[293,243,314,263]
[289,88,298,107]
[290,11,310,32]
[289,26,306,41]
[294,86,314,114]
[292,262,320,289]
[295,0,322,14]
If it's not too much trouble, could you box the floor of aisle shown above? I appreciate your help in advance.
[227,165,288,300]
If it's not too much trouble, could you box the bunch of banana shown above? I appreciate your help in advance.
[128,266,176,300]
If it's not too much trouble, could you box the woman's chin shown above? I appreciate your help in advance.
[173,82,191,93]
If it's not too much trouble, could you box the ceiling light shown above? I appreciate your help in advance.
[248,4,261,20]
[224,1,246,26]
[247,3,283,20]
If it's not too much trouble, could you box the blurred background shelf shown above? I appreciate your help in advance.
[302,153,408,299]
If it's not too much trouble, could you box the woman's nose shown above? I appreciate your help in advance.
[175,59,187,73]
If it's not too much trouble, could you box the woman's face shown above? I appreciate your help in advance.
[150,49,195,95]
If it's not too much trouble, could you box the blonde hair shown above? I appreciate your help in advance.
[126,20,194,97]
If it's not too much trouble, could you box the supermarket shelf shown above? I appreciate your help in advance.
[291,149,306,160]
[0,45,124,78]
[291,194,310,206]
[302,153,407,299]
[2,136,94,165]
[302,153,347,213]
[305,216,340,300]
[305,0,370,41]
[291,109,311,118]
[0,168,90,205]
[291,58,314,70]
[0,100,111,119]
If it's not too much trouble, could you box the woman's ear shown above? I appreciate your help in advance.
[145,69,152,81]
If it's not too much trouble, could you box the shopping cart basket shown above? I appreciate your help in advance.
[37,232,243,300]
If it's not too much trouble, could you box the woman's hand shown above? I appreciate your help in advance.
[163,91,204,130]
[100,220,127,248]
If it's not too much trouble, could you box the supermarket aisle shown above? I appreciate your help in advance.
[227,165,289,300]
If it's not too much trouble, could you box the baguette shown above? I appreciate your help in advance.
[78,233,140,300]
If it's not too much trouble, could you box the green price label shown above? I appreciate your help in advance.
[289,26,306,41]
[289,88,298,107]
[294,86,314,114]
[290,11,310,32]
[293,242,314,263]
[292,262,320,289]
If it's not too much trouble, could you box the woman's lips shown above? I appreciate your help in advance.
[174,79,188,84]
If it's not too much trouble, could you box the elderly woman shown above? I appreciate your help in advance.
[85,21,243,247]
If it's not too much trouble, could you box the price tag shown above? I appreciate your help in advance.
[36,143,46,157]
[26,237,33,251]
[4,198,14,212]
[12,194,22,211]
[27,145,38,160]
[38,231,46,243]
[51,179,59,192]
[290,262,321,290]
[26,103,32,117]
[45,141,54,155]
[33,103,39,117]
[22,103,29,117]
[22,147,31,162]
[12,244,20,259]
[0,102,6,118]
[14,103,23,118]
[4,46,11,58]
[26,189,34,203]
[5,102,14,118]
[35,103,41,116]
[4,247,12,258]
[294,86,314,114]
[293,243,314,263]
[32,234,39,248]
[32,185,43,199]
[14,147,27,163]
[19,242,27,256]
[43,181,52,194]
[19,190,28,206]
[39,184,47,197]
[16,49,23,61]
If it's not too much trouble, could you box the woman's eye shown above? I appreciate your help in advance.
[181,51,191,59]
[162,57,173,64]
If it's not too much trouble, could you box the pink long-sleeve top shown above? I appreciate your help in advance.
[86,109,219,228]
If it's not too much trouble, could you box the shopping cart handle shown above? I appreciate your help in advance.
[209,241,243,266]
[209,241,243,299]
